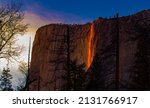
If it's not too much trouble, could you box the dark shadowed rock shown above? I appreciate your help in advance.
[29,9,150,91]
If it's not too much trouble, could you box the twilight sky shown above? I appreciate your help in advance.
[2,0,150,31]
[23,0,150,18]
[22,0,150,23]
[0,0,150,89]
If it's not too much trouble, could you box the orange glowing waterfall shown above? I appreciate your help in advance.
[86,23,95,70]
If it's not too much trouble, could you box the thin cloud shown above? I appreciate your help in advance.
[23,10,90,35]
[23,1,90,26]
[23,11,63,32]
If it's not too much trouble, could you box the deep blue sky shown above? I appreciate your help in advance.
[2,0,150,23]
[23,0,150,20]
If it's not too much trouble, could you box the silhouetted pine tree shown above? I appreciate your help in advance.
[86,54,105,90]
[0,68,13,91]
[115,13,119,90]
[18,62,28,91]
[49,25,74,90]
[63,60,86,90]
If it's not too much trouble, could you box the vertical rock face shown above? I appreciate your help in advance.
[94,10,150,90]
[29,24,94,90]
[29,10,150,91]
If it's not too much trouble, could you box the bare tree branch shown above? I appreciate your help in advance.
[0,1,28,61]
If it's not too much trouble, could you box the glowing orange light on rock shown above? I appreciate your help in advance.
[86,23,95,70]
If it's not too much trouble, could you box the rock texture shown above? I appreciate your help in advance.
[29,24,93,90]
[29,9,150,91]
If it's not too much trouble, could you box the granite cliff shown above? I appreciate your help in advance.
[29,9,150,90]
